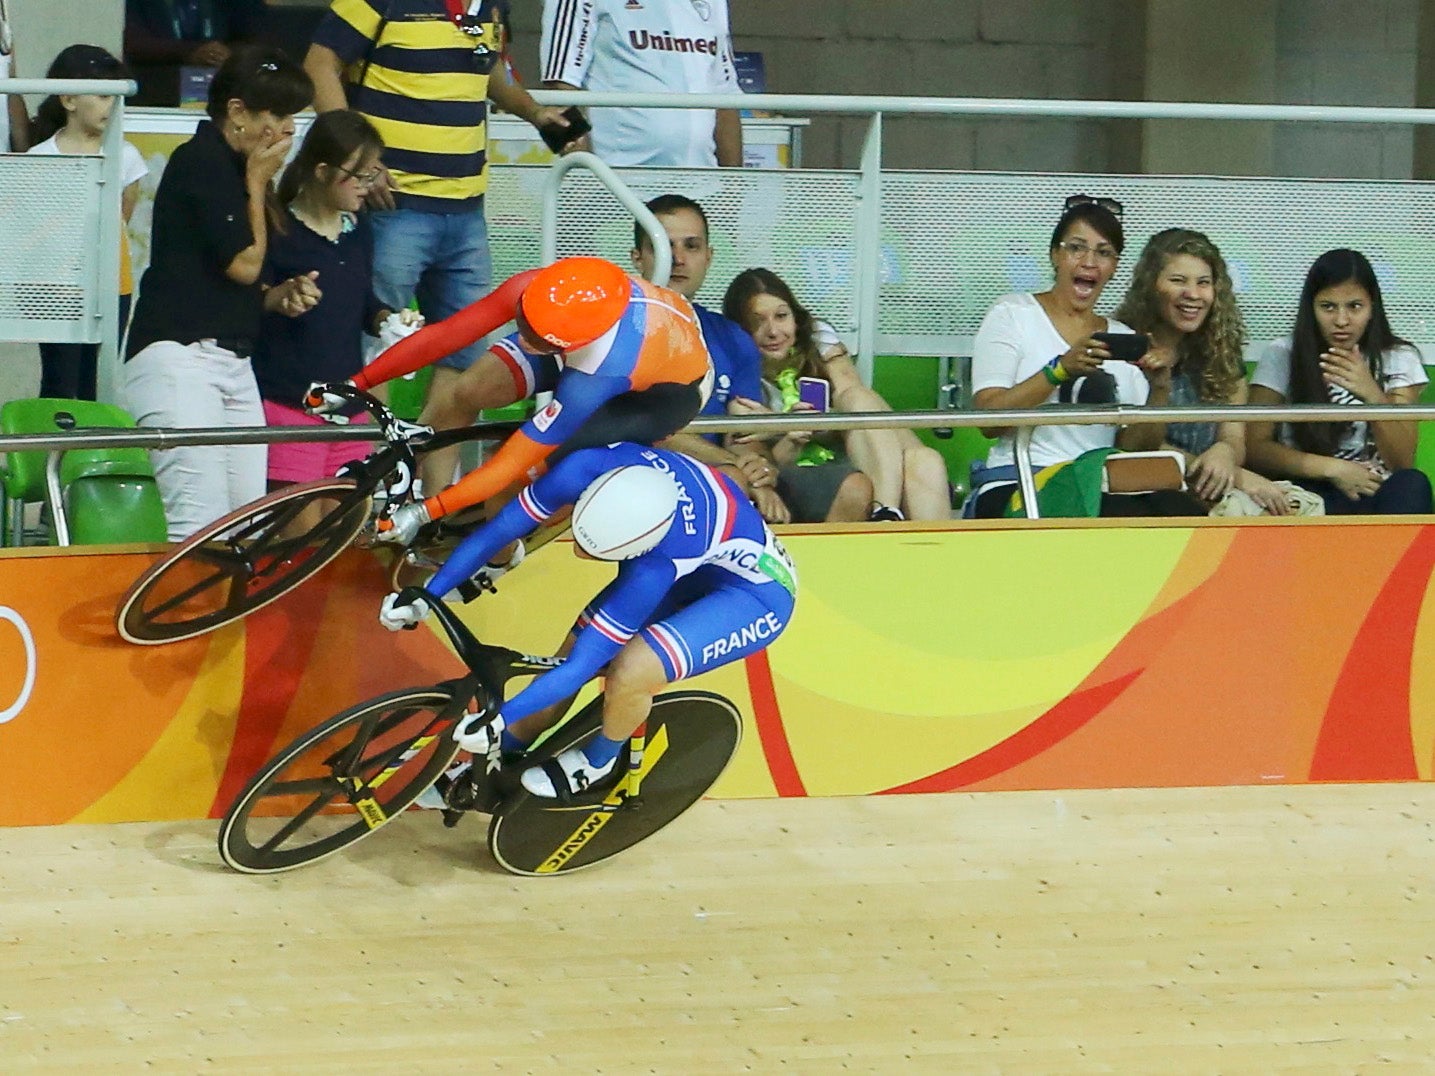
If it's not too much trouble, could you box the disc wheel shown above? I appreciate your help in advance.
[218,686,462,874]
[116,478,370,644]
[487,691,741,877]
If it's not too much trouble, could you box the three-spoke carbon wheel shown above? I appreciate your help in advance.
[218,686,463,874]
[117,478,370,644]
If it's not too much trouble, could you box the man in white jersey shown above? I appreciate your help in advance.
[540,0,742,167]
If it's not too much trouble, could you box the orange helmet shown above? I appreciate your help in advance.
[518,257,631,351]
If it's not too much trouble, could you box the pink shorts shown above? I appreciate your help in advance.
[263,400,374,485]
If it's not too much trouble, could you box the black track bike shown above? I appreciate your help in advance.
[216,588,743,876]
[115,385,530,645]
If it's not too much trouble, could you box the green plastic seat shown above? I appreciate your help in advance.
[66,476,168,544]
[1,397,165,547]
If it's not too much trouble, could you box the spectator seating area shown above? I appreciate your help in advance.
[0,397,166,547]
[11,107,1435,533]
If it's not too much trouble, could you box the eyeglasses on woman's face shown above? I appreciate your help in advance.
[337,163,383,186]
[1056,239,1119,265]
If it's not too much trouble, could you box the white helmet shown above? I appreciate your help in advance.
[572,466,680,560]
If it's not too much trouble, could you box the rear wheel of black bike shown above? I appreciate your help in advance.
[218,686,463,874]
[487,690,742,877]
[116,478,370,645]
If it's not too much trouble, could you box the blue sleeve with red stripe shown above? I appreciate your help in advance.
[522,369,633,448]
[499,558,677,723]
[424,451,612,598]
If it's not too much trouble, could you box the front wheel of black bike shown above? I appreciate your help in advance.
[116,478,370,645]
[218,686,463,874]
[487,690,742,877]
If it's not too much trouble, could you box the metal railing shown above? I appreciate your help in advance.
[541,151,671,285]
[1,403,1424,524]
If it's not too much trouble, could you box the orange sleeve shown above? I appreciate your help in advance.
[351,269,540,391]
[424,429,554,519]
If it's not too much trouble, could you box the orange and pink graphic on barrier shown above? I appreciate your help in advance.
[1,520,1432,826]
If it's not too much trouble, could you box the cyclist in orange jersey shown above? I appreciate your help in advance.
[307,256,715,544]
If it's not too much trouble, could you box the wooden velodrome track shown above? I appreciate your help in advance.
[3,784,1433,1069]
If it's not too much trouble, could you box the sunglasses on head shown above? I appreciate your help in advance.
[1064,194,1123,220]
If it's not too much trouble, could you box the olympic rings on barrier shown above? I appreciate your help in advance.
[0,606,37,725]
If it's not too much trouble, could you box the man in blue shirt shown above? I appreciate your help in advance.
[632,194,795,522]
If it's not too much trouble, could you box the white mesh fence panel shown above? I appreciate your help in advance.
[488,165,862,333]
[878,171,1435,355]
[488,165,1435,361]
[0,154,102,340]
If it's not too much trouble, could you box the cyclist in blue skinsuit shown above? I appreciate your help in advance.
[379,442,799,799]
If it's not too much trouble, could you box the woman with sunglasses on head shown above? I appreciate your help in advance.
[969,195,1205,518]
[253,109,422,514]
[1245,248,1433,515]
[1114,228,1298,515]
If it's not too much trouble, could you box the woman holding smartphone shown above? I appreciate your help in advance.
[1245,248,1432,515]
[722,268,951,522]
[1115,228,1297,514]
[969,194,1204,518]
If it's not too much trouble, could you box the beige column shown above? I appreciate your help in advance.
[1126,0,1278,176]
[1413,0,1435,178]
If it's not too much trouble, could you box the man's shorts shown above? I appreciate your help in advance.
[635,566,796,683]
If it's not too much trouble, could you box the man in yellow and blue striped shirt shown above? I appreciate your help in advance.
[305,0,569,491]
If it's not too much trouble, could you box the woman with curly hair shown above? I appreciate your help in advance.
[1115,228,1295,514]
[723,268,951,522]
[1245,248,1432,515]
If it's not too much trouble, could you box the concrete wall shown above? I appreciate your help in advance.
[508,0,1423,178]
[1274,0,1419,179]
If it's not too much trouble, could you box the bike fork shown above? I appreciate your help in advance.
[623,722,648,800]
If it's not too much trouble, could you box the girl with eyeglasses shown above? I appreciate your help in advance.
[1245,248,1433,515]
[253,109,422,514]
[969,196,1205,518]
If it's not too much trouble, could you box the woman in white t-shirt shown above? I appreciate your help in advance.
[969,195,1204,518]
[27,45,148,400]
[1247,248,1432,515]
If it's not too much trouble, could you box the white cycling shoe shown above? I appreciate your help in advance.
[520,748,617,800]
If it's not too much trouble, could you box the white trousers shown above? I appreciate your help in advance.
[123,339,267,542]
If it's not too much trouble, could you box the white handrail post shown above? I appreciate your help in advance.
[854,112,883,384]
[1015,426,1041,520]
[539,151,671,285]
[96,93,127,405]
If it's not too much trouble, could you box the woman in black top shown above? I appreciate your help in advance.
[124,45,315,541]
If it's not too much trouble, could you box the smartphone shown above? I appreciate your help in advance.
[539,106,592,154]
[798,376,830,412]
[1091,331,1150,363]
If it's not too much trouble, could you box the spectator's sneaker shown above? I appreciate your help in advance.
[520,748,617,800]
[868,504,906,522]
